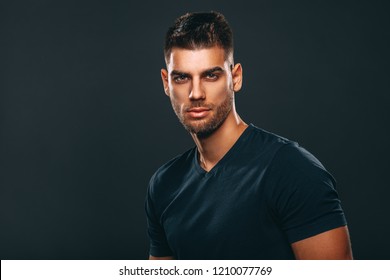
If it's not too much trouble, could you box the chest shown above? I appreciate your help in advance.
[159,170,278,257]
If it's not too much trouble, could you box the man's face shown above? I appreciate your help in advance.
[161,46,242,137]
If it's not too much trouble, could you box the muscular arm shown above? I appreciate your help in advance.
[149,255,175,260]
[291,225,353,259]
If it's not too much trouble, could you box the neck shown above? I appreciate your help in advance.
[191,109,248,172]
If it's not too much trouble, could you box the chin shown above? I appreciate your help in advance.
[184,119,223,138]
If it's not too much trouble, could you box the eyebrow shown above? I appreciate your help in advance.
[203,66,225,75]
[170,66,225,77]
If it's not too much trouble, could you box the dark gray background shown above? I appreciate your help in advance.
[1,0,389,259]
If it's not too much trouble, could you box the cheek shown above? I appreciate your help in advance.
[169,89,187,111]
[205,82,231,100]
[169,90,185,104]
[169,85,191,103]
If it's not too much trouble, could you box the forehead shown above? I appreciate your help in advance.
[167,46,228,73]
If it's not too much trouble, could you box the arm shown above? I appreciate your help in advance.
[149,255,175,260]
[291,225,353,259]
[267,145,352,259]
[146,177,175,260]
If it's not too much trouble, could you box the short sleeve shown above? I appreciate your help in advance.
[145,177,174,257]
[267,144,347,243]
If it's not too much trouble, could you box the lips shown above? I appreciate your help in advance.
[186,107,211,118]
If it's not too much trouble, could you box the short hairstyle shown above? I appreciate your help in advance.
[164,11,234,63]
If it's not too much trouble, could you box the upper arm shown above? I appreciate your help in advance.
[268,145,350,251]
[149,255,175,260]
[145,178,175,258]
[291,225,353,259]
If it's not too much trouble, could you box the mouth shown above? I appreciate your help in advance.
[186,107,211,118]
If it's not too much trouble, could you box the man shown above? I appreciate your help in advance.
[145,11,352,260]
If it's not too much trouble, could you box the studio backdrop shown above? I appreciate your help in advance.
[1,0,389,259]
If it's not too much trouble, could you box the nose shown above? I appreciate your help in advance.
[188,78,205,100]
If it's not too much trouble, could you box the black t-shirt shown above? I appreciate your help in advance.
[145,124,347,259]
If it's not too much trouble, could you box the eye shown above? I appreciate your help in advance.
[205,73,219,81]
[173,74,188,83]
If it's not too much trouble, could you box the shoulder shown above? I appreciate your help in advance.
[270,142,334,184]
[243,124,298,163]
[247,124,292,147]
[262,141,345,244]
[148,147,196,197]
[245,123,331,179]
[253,127,338,206]
[264,138,339,218]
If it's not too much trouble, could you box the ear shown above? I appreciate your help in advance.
[231,63,243,92]
[161,69,169,96]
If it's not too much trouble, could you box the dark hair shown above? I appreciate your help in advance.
[164,11,234,62]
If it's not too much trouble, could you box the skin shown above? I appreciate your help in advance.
[162,46,247,172]
[150,46,353,260]
[292,226,353,259]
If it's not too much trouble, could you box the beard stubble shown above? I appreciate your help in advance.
[171,93,234,138]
